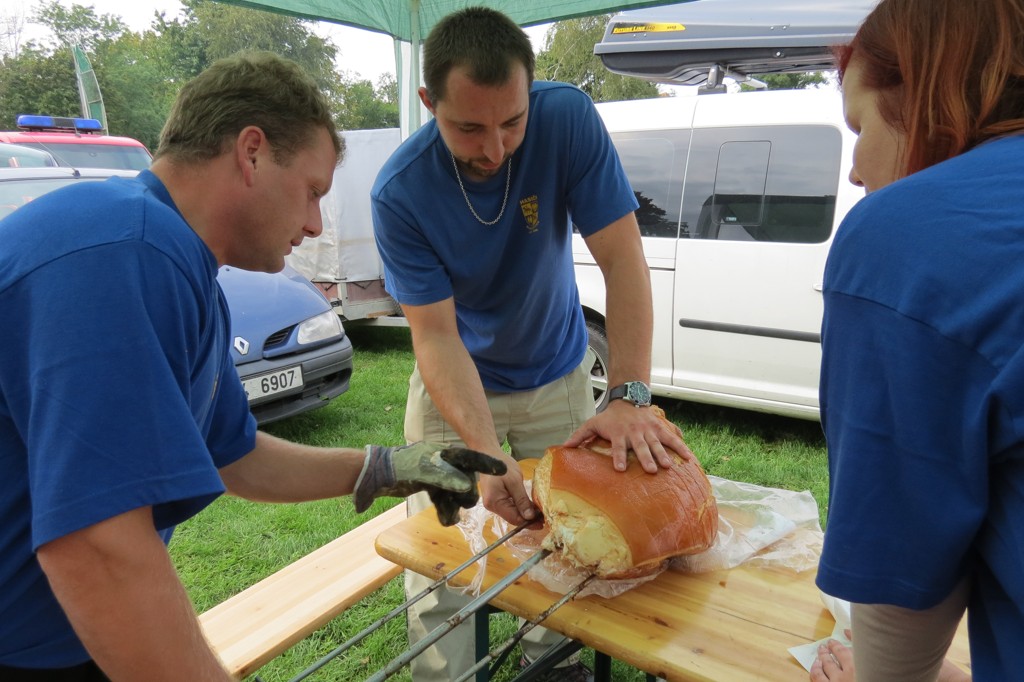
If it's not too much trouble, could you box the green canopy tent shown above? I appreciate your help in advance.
[215,0,694,134]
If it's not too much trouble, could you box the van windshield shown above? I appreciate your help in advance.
[17,141,152,171]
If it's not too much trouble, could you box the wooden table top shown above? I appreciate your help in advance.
[375,461,971,681]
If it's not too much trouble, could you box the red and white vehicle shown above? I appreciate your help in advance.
[0,115,152,171]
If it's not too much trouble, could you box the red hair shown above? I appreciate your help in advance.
[836,0,1024,176]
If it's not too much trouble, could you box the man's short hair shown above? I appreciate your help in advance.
[422,7,535,102]
[156,51,344,165]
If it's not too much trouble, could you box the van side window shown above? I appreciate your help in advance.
[708,140,771,240]
[609,129,691,238]
[684,125,841,244]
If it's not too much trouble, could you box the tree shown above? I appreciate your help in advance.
[0,2,168,145]
[741,72,831,92]
[0,45,80,129]
[154,1,396,131]
[33,1,127,52]
[336,72,399,130]
[96,32,177,149]
[535,15,659,103]
[155,1,343,96]
[0,4,28,58]
[1,0,399,146]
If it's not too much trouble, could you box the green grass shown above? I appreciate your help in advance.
[169,325,828,681]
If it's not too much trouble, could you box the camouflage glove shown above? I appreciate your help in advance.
[354,442,507,526]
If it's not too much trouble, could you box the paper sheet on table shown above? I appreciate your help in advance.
[789,592,853,671]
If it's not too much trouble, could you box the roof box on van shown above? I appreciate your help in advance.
[595,0,876,87]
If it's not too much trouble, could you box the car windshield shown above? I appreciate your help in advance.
[0,177,105,219]
[0,144,57,168]
[16,141,152,171]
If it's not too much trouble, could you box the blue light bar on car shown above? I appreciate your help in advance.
[16,115,104,133]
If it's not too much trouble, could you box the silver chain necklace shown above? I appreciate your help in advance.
[450,151,512,226]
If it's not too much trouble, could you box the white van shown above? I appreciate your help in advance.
[576,88,863,420]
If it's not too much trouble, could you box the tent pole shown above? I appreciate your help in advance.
[408,0,422,133]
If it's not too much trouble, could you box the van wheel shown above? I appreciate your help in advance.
[586,320,611,413]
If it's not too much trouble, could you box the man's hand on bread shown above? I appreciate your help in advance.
[478,452,544,527]
[475,404,694,525]
[563,401,694,473]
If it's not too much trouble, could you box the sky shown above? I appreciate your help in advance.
[13,0,552,83]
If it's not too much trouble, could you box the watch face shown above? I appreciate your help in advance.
[627,382,652,405]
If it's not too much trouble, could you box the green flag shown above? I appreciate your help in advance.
[71,44,107,132]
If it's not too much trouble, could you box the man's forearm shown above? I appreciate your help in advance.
[604,266,653,385]
[397,299,502,455]
[38,507,231,681]
[412,332,503,456]
[219,431,367,502]
[402,299,531,524]
[586,213,653,385]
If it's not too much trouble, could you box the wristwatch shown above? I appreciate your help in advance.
[607,381,652,407]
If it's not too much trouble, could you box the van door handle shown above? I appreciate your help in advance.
[813,282,823,292]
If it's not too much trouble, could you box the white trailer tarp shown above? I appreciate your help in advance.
[287,127,401,284]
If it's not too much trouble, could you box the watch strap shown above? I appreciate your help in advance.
[608,381,652,407]
[607,384,627,401]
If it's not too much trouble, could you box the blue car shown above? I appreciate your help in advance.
[0,166,353,425]
[219,265,352,424]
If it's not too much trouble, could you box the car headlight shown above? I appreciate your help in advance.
[296,310,344,345]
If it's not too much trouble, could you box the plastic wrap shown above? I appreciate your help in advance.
[455,475,824,599]
[670,475,823,574]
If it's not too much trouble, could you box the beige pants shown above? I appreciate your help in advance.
[403,355,596,681]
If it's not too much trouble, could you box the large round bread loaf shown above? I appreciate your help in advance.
[532,412,718,579]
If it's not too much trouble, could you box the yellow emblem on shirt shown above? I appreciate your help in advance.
[519,195,539,233]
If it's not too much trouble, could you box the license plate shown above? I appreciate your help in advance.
[243,366,303,401]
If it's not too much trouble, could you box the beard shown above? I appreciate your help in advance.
[458,153,511,180]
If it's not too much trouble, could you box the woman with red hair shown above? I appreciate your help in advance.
[811,0,1024,680]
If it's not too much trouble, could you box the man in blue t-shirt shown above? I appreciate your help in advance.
[0,52,504,681]
[371,8,690,682]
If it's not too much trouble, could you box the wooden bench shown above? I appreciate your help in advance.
[199,504,407,679]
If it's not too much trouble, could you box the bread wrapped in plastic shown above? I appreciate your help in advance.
[532,408,718,579]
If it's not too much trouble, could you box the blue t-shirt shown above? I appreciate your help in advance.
[0,170,257,668]
[371,81,638,392]
[816,135,1024,680]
